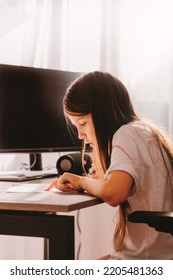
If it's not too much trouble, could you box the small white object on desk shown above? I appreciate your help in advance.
[6,184,58,193]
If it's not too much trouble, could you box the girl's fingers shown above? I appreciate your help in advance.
[44,180,58,191]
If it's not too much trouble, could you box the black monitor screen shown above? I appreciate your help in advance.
[0,64,82,153]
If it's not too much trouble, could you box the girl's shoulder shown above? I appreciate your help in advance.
[113,120,150,141]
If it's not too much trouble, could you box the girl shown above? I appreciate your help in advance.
[46,71,173,259]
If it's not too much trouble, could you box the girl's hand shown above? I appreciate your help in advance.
[44,172,83,192]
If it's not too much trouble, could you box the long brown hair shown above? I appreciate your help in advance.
[63,71,173,250]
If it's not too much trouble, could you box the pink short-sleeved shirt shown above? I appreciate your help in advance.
[105,121,173,259]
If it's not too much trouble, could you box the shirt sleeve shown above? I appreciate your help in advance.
[105,125,143,188]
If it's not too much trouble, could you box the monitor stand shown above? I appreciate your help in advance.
[30,153,42,170]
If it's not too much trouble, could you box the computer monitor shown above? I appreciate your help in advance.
[0,63,83,169]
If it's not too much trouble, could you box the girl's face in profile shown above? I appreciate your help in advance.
[67,113,96,147]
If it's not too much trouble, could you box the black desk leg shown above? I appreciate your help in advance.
[45,215,75,260]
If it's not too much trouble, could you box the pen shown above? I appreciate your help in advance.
[89,170,96,175]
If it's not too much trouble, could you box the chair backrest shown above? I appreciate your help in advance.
[127,211,173,235]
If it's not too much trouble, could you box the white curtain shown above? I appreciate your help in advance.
[0,0,173,259]
[100,0,173,138]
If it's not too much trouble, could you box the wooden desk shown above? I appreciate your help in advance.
[0,179,103,260]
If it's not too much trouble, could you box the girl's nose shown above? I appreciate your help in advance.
[78,129,85,140]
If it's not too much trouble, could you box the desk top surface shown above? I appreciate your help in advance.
[0,178,103,213]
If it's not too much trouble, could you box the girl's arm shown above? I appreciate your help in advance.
[79,170,133,206]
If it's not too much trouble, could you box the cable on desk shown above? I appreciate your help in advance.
[20,154,37,170]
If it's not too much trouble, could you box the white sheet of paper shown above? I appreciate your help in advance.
[6,184,58,193]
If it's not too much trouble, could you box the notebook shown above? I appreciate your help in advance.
[0,169,58,182]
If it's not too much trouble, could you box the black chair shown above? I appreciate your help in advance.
[127,211,173,236]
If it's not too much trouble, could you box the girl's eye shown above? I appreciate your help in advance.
[80,122,86,127]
